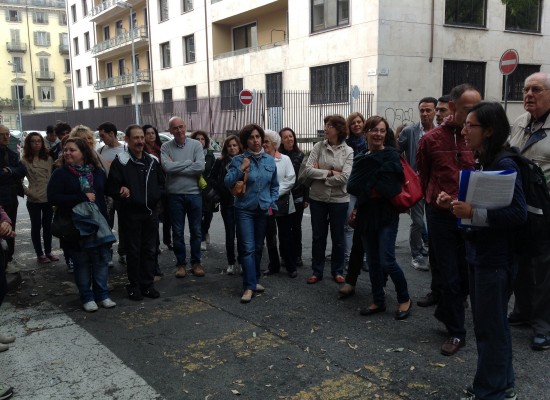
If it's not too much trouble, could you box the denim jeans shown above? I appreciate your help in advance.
[169,193,202,266]
[470,264,515,400]
[361,213,409,306]
[309,199,348,278]
[26,201,53,257]
[68,244,110,304]
[220,204,238,265]
[235,207,268,291]
[426,204,469,340]
[409,199,427,258]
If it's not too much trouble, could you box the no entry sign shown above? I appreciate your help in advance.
[239,89,253,106]
[499,49,519,76]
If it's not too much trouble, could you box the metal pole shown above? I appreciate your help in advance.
[504,75,509,113]
[129,6,139,125]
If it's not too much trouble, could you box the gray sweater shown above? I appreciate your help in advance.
[161,138,205,195]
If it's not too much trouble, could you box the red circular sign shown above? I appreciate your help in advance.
[499,49,519,76]
[239,89,253,106]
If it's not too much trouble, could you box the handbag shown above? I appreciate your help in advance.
[390,157,423,213]
[206,186,221,203]
[51,207,80,241]
[274,193,290,216]
[230,169,248,198]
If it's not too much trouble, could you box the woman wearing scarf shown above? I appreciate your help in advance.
[225,124,279,303]
[47,138,116,312]
[209,135,243,275]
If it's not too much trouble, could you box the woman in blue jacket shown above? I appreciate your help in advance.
[225,124,279,303]
[438,102,527,400]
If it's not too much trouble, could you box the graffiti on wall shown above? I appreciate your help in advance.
[384,107,414,129]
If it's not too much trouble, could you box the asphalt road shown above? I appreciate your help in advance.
[1,201,548,400]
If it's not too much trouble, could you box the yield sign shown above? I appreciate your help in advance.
[239,89,253,106]
[499,49,519,76]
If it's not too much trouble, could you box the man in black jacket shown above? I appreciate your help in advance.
[106,125,165,301]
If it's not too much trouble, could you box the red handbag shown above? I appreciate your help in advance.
[390,157,423,213]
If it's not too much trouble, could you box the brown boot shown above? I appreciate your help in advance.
[175,265,187,278]
[191,263,205,277]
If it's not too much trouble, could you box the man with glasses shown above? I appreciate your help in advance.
[508,72,550,351]
[417,84,480,356]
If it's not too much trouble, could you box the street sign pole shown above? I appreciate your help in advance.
[504,75,510,112]
[499,49,519,113]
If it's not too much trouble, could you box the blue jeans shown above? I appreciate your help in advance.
[235,207,268,291]
[309,199,348,278]
[221,204,238,265]
[26,201,53,257]
[426,204,468,340]
[409,199,427,258]
[68,244,110,304]
[470,264,515,400]
[361,213,409,305]
[169,193,202,266]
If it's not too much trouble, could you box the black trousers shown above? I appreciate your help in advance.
[345,228,365,286]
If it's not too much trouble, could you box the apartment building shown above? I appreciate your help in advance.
[68,0,550,131]
[0,0,70,130]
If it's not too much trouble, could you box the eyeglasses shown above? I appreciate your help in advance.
[368,128,386,134]
[522,86,550,95]
[463,122,482,130]
[324,124,334,129]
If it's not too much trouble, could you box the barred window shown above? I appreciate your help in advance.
[220,79,243,111]
[443,60,486,98]
[502,64,541,101]
[445,0,487,27]
[310,62,349,105]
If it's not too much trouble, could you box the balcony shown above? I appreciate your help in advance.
[214,39,288,60]
[6,42,27,53]
[35,71,55,80]
[0,0,66,8]
[94,69,150,91]
[90,0,136,23]
[62,100,73,109]
[59,43,69,54]
[92,26,148,59]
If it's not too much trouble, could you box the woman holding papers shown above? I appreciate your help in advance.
[437,102,526,400]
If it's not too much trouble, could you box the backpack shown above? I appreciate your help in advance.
[491,147,550,254]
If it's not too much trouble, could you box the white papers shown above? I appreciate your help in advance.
[458,169,517,225]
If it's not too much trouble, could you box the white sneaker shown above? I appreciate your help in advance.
[201,241,207,251]
[411,256,429,271]
[226,265,235,275]
[100,298,116,308]
[82,301,98,312]
[0,335,15,344]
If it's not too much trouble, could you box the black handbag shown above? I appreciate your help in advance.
[51,207,80,241]
[275,193,290,216]
[206,186,221,203]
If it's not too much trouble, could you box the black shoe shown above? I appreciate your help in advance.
[417,292,438,307]
[128,289,144,301]
[287,270,298,278]
[360,304,386,316]
[508,313,530,326]
[395,300,412,320]
[532,334,550,351]
[142,288,160,299]
[263,269,279,276]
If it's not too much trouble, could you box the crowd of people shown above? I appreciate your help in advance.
[1,72,550,400]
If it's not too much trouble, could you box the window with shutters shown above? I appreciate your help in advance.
[10,29,20,43]
[311,0,349,33]
[505,0,542,33]
[266,72,283,107]
[445,0,487,27]
[159,0,169,22]
[442,60,486,98]
[310,62,349,104]
[12,57,23,73]
[185,85,197,113]
[233,23,257,51]
[86,66,92,85]
[73,37,79,55]
[220,79,243,111]
[84,32,90,51]
[183,35,195,63]
[160,42,171,68]
[35,31,51,46]
[76,69,82,87]
[7,10,21,22]
[38,86,54,102]
[33,12,49,24]
[12,85,25,101]
[182,0,193,13]
[502,64,541,101]
[39,57,49,72]
[59,12,67,25]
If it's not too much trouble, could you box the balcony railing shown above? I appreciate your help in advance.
[35,71,55,80]
[94,69,150,90]
[92,26,148,55]
[59,43,69,54]
[214,39,288,60]
[0,0,65,8]
[6,42,27,52]
[90,0,120,17]
[62,100,73,109]
[6,99,33,109]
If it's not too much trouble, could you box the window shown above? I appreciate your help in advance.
[7,10,21,22]
[115,20,123,35]
[163,89,173,113]
[103,26,110,40]
[34,31,51,46]
[78,101,83,110]
[73,37,79,55]
[183,35,195,63]
[33,12,49,24]
[71,5,77,23]
[133,54,140,71]
[160,42,171,68]
[142,92,151,103]
[129,11,137,30]
[311,0,349,33]
[118,59,126,76]
[220,78,243,110]
[233,23,257,51]
[10,29,20,43]
[266,72,283,107]
[12,57,23,73]
[106,63,113,78]
[12,85,25,100]
[102,97,108,108]
[38,86,54,102]
[443,60,486,98]
[82,0,88,17]
[310,62,349,104]
[76,69,82,87]
[88,100,94,109]
[182,0,193,13]
[505,1,542,33]
[86,66,92,85]
[142,92,151,115]
[64,59,71,74]
[502,64,541,101]
[159,0,169,22]
[122,95,131,105]
[84,32,90,51]
[445,0,487,27]
[39,57,49,73]
[59,12,67,25]
[185,85,197,112]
